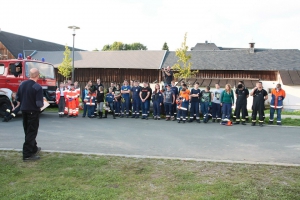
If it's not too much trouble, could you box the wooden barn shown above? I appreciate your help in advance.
[32,50,167,87]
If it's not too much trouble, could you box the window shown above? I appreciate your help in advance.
[25,61,55,79]
[0,64,4,74]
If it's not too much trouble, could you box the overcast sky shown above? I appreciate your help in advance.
[1,0,300,51]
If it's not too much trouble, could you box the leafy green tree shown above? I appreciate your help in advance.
[93,48,99,51]
[162,42,169,51]
[101,42,147,51]
[58,45,72,79]
[172,33,197,81]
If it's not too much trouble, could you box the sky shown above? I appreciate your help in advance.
[1,0,300,51]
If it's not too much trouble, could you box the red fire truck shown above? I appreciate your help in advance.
[0,54,56,116]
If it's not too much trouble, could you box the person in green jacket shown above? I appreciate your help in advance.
[220,84,234,122]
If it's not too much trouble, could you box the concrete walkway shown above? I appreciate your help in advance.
[1,112,299,166]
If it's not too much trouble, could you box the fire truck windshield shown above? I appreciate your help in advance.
[25,61,55,79]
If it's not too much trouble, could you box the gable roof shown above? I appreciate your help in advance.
[191,43,220,50]
[32,50,167,70]
[0,31,84,58]
[162,49,300,71]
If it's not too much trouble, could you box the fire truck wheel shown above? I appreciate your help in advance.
[0,96,10,117]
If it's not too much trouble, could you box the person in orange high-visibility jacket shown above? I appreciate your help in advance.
[269,84,286,125]
[66,84,79,117]
[74,81,81,115]
[55,82,68,117]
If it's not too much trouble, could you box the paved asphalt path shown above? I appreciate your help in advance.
[1,112,299,166]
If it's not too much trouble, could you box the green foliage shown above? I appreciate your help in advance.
[57,45,72,79]
[162,42,169,51]
[93,48,99,51]
[172,33,198,81]
[102,42,147,51]
[1,151,300,199]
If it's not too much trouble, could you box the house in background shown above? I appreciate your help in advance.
[0,30,83,60]
[162,42,300,110]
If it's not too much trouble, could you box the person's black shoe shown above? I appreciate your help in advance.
[82,115,85,118]
[183,120,186,124]
[268,121,273,125]
[241,122,246,125]
[145,117,148,120]
[234,122,240,125]
[277,122,282,126]
[188,119,193,123]
[251,122,256,126]
[73,116,77,118]
[217,119,221,123]
[177,120,180,123]
[23,155,40,162]
[196,119,200,123]
[131,115,135,118]
[158,118,161,120]
[212,119,216,122]
[259,122,263,127]
[67,115,71,118]
[2,117,8,122]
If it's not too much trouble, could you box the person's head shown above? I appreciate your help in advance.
[215,83,220,89]
[70,83,75,90]
[88,80,93,86]
[182,83,187,89]
[166,84,171,90]
[143,81,147,87]
[238,81,244,86]
[276,83,281,90]
[171,80,175,86]
[155,83,160,92]
[74,81,78,88]
[12,92,16,99]
[166,66,171,71]
[88,88,93,93]
[116,84,121,90]
[29,68,40,81]
[67,80,72,85]
[99,86,103,92]
[225,84,231,92]
[130,80,134,86]
[205,86,210,92]
[110,82,115,87]
[194,82,199,89]
[97,79,101,84]
[181,81,185,86]
[109,87,113,93]
[134,80,138,87]
[256,81,263,89]
[124,80,128,86]
[59,82,64,88]
[237,83,243,90]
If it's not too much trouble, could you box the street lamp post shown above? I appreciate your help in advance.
[68,26,80,83]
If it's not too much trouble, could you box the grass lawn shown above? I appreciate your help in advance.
[1,151,300,200]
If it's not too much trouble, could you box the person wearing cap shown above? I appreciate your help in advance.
[269,83,286,125]
[164,84,175,121]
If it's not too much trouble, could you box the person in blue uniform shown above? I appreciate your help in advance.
[164,84,175,121]
[189,82,201,123]
[130,80,141,118]
[105,87,116,119]
[152,83,163,120]
[139,81,151,120]
[146,82,152,117]
[114,84,122,117]
[121,80,131,118]
[171,81,179,121]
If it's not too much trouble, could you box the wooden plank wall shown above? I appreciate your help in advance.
[0,42,15,59]
[55,68,161,87]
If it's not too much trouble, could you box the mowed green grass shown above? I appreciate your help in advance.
[1,151,299,200]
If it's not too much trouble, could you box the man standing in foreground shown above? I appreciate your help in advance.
[17,68,44,161]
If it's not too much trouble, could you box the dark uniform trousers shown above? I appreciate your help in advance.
[235,100,247,122]
[22,111,40,159]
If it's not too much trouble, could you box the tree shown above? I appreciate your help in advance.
[162,42,169,51]
[172,33,198,81]
[101,42,147,51]
[58,45,72,79]
[93,48,99,51]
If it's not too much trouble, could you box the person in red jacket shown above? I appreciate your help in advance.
[269,84,286,125]
[66,84,79,118]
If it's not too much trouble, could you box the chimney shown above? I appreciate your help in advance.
[205,40,208,44]
[249,42,255,53]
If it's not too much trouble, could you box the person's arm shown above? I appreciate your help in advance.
[139,91,143,101]
[36,87,44,108]
[12,101,20,111]
[211,92,214,102]
[172,94,175,104]
[231,91,235,105]
[145,91,150,100]
[250,87,258,96]
[220,91,223,106]
[264,90,268,100]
